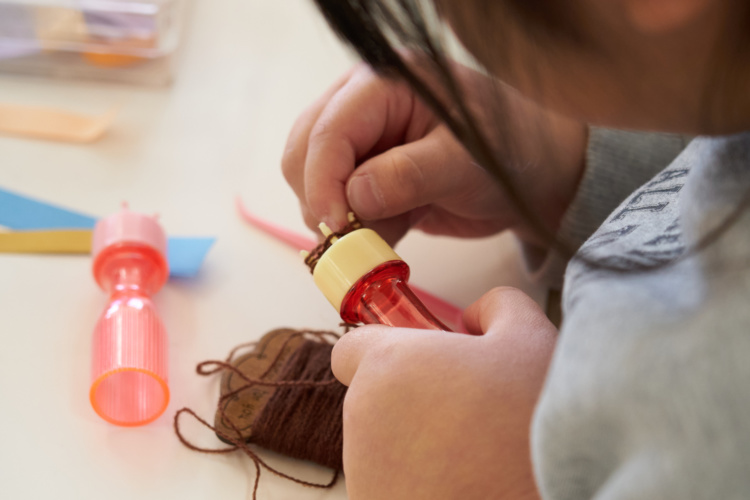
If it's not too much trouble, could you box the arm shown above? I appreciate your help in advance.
[533,134,750,500]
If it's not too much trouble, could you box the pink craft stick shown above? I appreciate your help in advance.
[236,197,317,250]
[236,197,467,332]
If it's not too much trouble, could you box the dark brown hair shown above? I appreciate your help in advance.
[312,0,575,254]
[311,0,750,272]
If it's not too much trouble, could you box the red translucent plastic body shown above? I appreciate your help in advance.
[340,260,452,331]
[90,243,169,426]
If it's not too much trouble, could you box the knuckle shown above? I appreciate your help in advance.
[351,61,373,80]
[308,118,335,144]
[483,286,533,311]
[280,148,298,184]
[350,62,379,86]
[490,286,530,302]
[281,126,309,185]
[486,286,549,326]
[489,285,525,298]
[301,205,319,231]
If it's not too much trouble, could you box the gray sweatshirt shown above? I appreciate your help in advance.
[532,129,750,499]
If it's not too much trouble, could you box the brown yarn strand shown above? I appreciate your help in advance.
[174,329,347,499]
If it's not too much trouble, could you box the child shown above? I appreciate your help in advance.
[282,0,750,498]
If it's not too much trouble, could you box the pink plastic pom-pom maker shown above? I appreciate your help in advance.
[89,205,170,426]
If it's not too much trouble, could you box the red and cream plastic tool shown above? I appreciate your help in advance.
[89,205,170,426]
[235,198,466,331]
[305,214,452,331]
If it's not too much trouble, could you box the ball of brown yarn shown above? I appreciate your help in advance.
[174,328,347,498]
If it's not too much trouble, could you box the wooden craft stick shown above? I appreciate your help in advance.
[0,103,116,143]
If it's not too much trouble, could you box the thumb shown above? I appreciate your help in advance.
[346,126,481,221]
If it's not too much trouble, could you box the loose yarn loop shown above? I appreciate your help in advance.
[174,329,347,499]
[303,217,362,272]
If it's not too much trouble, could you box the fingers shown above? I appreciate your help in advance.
[463,286,548,336]
[331,324,462,387]
[345,126,484,222]
[283,63,488,241]
[283,64,420,233]
[282,67,356,227]
[302,71,416,230]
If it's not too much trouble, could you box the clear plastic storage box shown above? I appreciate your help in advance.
[0,0,186,85]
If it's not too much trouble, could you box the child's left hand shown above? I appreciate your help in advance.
[331,287,557,499]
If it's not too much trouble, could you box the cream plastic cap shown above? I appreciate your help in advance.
[312,226,402,311]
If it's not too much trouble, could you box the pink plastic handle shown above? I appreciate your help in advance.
[90,208,170,426]
[90,294,169,426]
[235,198,318,250]
[236,198,467,332]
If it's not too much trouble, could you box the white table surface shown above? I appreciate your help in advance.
[0,1,544,498]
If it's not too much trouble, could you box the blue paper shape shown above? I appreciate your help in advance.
[0,187,214,278]
[0,187,98,230]
[166,237,216,278]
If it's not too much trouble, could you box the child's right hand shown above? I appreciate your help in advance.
[282,62,587,246]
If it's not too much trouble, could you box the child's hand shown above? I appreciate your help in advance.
[282,62,587,246]
[331,287,556,499]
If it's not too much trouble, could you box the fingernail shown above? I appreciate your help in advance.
[347,174,383,217]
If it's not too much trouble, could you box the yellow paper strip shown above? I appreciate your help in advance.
[0,229,92,254]
[0,104,116,143]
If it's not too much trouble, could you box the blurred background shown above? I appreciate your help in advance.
[0,1,541,498]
